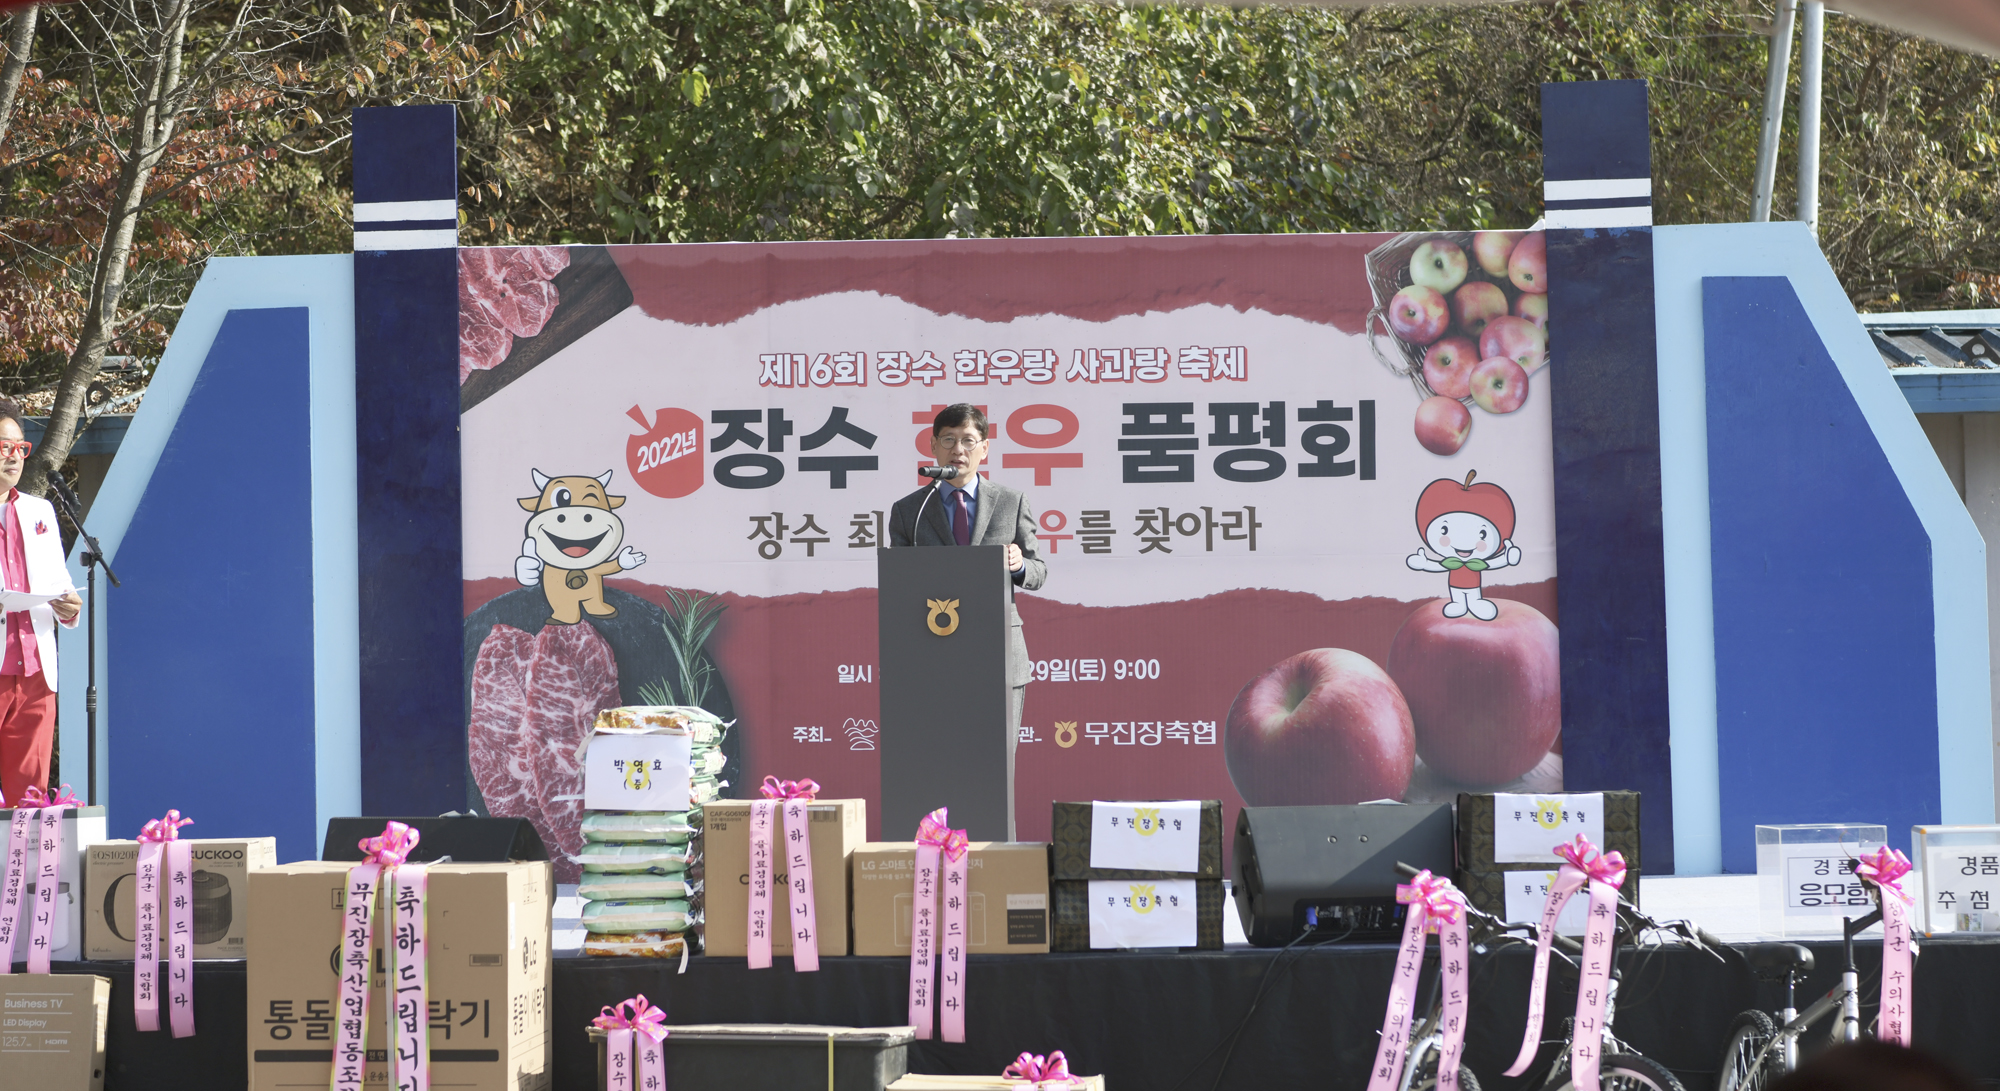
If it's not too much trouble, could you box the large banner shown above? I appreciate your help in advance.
[460,233,1559,867]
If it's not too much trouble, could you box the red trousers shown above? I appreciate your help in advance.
[0,669,54,805]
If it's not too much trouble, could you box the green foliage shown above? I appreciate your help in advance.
[638,588,727,712]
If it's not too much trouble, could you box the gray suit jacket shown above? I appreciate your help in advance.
[888,479,1046,686]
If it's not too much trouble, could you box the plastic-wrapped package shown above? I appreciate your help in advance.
[582,812,696,844]
[583,931,690,959]
[577,873,698,902]
[583,899,693,934]
[575,842,692,873]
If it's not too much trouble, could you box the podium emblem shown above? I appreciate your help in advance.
[925,598,961,636]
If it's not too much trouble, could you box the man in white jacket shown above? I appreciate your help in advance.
[0,402,81,804]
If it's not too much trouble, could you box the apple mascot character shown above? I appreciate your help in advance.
[1405,470,1520,621]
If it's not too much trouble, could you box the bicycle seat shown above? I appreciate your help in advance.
[1746,942,1814,978]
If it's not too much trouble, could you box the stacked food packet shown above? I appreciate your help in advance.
[575,705,729,958]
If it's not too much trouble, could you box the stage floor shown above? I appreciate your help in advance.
[52,926,2000,1091]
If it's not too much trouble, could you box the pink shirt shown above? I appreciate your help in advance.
[0,490,42,677]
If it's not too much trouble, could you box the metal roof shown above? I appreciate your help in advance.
[1862,311,2000,413]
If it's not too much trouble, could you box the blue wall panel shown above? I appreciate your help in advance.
[1705,276,1939,872]
[107,307,317,858]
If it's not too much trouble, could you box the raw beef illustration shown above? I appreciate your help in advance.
[468,619,620,883]
[459,246,572,381]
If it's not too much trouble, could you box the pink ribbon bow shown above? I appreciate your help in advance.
[358,820,422,866]
[1366,870,1470,1091]
[134,809,197,1036]
[1003,1050,1082,1086]
[910,807,972,1043]
[1855,846,1916,1046]
[1,783,80,977]
[1508,835,1627,1091]
[595,994,669,1089]
[138,810,192,844]
[332,822,432,1091]
[748,776,825,973]
[759,776,820,801]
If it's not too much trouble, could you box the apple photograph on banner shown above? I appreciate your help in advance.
[459,231,1558,857]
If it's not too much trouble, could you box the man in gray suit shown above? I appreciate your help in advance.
[888,403,1047,838]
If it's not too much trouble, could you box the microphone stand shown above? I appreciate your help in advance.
[45,476,118,807]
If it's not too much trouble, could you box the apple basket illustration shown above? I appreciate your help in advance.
[1363,229,1549,398]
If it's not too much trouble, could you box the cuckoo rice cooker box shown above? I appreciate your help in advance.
[84,837,277,960]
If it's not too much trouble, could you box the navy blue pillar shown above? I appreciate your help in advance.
[353,105,464,815]
[1540,81,1675,872]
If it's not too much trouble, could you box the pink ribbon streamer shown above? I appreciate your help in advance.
[1366,870,1469,1091]
[332,821,428,1091]
[939,826,970,1044]
[748,777,822,973]
[1002,1050,1084,1087]
[12,784,79,974]
[135,810,194,1035]
[1856,847,1915,1046]
[1505,836,1626,1091]
[594,995,669,1091]
[908,808,970,1041]
[0,799,35,971]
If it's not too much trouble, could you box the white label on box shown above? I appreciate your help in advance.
[583,732,692,811]
[1007,893,1047,910]
[1501,871,1590,935]
[1492,793,1605,864]
[1779,841,1880,914]
[1924,846,2000,933]
[1087,878,1197,949]
[1088,801,1201,872]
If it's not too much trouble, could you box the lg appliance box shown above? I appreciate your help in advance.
[701,799,865,957]
[85,837,277,960]
[0,972,110,1091]
[0,806,107,965]
[851,841,1050,956]
[246,861,552,1091]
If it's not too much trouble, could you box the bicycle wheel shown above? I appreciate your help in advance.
[1407,1053,1481,1091]
[1716,1010,1780,1091]
[1547,1053,1686,1091]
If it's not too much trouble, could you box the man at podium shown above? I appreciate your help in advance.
[888,404,1047,836]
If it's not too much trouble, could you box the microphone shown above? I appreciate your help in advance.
[916,465,961,480]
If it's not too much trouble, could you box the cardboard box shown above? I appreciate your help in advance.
[246,861,552,1091]
[701,799,864,958]
[1,806,107,965]
[1,972,110,1091]
[1453,792,1641,921]
[84,837,277,960]
[594,1024,913,1091]
[1051,878,1223,952]
[851,842,1050,956]
[1049,801,1223,880]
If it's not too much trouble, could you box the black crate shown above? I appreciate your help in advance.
[1454,792,1641,918]
[593,1025,912,1091]
[1051,879,1224,952]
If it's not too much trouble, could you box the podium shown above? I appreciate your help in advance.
[877,544,1016,841]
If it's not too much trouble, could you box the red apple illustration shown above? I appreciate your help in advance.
[626,406,706,498]
[1414,396,1472,456]
[1472,230,1522,278]
[1469,357,1529,414]
[1451,281,1509,339]
[1423,337,1479,399]
[1388,284,1450,346]
[1515,292,1548,330]
[1508,231,1548,294]
[1386,598,1561,786]
[1479,315,1547,371]
[1224,648,1416,806]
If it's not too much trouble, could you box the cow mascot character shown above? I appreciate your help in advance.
[515,470,648,624]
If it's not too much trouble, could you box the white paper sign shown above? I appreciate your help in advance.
[1924,846,2000,933]
[1088,800,1201,873]
[1492,793,1605,864]
[583,733,692,811]
[1779,840,1881,915]
[1501,870,1590,935]
[1087,878,1197,949]
[0,589,66,612]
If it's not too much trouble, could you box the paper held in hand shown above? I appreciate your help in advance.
[1087,800,1201,872]
[0,588,68,612]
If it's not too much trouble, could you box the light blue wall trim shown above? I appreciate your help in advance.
[1895,369,2000,414]
[1654,222,1993,873]
[63,255,358,850]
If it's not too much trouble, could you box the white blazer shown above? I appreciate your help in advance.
[5,492,78,688]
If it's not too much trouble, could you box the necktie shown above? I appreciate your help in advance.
[951,489,972,546]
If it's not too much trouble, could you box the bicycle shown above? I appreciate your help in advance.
[1714,898,1905,1091]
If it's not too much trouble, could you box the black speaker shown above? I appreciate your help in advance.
[1233,804,1454,946]
[320,816,546,863]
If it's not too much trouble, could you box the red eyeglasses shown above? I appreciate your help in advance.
[0,441,32,459]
